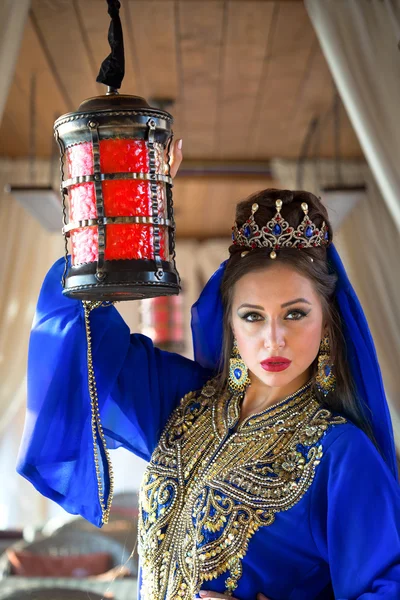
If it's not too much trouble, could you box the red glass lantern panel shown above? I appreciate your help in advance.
[66,138,168,265]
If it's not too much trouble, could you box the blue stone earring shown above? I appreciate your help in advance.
[228,338,251,394]
[315,334,336,396]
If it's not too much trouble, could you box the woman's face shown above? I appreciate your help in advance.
[231,264,325,391]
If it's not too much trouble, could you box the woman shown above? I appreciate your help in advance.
[17,143,400,599]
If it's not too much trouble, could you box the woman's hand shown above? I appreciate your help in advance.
[198,591,271,600]
[165,138,183,179]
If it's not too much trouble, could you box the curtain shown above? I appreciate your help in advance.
[0,0,30,123]
[0,159,65,434]
[304,0,400,232]
[271,158,400,449]
[0,158,65,528]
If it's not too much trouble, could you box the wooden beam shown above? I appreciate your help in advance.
[176,159,273,178]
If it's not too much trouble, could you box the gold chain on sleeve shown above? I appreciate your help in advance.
[83,300,115,525]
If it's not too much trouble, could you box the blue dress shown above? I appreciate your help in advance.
[17,258,400,600]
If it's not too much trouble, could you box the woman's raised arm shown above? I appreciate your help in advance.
[17,248,212,528]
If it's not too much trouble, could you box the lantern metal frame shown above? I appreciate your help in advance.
[54,94,179,301]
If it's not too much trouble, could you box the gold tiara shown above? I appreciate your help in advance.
[232,199,329,259]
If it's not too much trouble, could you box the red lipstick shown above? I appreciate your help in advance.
[260,357,292,372]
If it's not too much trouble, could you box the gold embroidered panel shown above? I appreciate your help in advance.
[138,380,346,600]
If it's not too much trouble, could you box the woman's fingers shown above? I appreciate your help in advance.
[166,138,183,179]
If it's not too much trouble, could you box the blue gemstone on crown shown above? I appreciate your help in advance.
[244,225,251,238]
[306,226,313,238]
[234,368,242,380]
[273,224,282,235]
[232,232,235,241]
[324,365,331,377]
[324,230,329,240]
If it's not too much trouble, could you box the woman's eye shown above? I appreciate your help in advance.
[285,310,307,320]
[242,312,263,322]
[240,310,309,322]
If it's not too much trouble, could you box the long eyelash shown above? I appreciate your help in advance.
[285,309,309,319]
[242,312,262,321]
[240,309,310,322]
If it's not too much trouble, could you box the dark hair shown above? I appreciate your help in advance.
[218,188,377,446]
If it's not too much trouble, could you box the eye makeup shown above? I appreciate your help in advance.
[238,307,311,322]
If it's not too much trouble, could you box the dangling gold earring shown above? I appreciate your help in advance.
[315,334,336,396]
[228,338,251,394]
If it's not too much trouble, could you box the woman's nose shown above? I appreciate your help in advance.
[263,321,285,350]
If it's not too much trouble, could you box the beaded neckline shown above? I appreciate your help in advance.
[227,378,314,431]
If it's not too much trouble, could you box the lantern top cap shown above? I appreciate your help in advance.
[54,93,174,132]
[77,94,153,112]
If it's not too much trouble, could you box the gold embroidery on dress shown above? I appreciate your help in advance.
[226,393,241,430]
[138,380,346,600]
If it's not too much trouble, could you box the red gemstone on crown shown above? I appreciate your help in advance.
[276,216,281,221]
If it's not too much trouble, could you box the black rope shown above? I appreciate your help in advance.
[96,0,125,90]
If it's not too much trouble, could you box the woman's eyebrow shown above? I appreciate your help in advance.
[281,298,312,308]
[237,303,264,311]
[237,298,312,311]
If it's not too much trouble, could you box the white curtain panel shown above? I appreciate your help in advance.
[271,158,400,449]
[0,159,65,435]
[305,0,400,232]
[0,0,30,123]
[0,159,64,529]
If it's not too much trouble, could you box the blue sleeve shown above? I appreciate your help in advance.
[310,423,400,599]
[17,257,213,527]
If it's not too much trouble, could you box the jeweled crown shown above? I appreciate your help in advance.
[232,199,329,259]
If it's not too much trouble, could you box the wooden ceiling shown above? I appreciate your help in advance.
[0,0,364,238]
[1,0,362,161]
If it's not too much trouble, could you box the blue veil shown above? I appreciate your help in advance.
[191,244,398,480]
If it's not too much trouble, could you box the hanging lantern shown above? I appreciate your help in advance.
[54,94,177,300]
[51,0,184,526]
[53,1,178,301]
